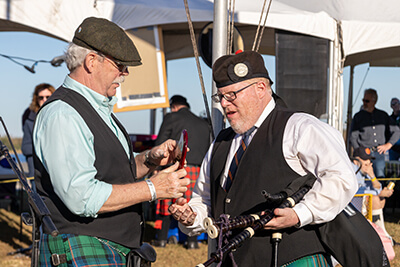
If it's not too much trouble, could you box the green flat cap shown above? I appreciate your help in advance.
[213,51,273,88]
[72,17,141,66]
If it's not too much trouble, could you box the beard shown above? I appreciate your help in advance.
[229,119,246,134]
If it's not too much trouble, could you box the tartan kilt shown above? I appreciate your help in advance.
[282,253,332,267]
[39,233,131,266]
[156,165,200,216]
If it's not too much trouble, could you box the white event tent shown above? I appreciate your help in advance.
[1,0,400,133]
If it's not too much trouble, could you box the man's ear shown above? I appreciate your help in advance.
[256,80,271,99]
[84,52,98,73]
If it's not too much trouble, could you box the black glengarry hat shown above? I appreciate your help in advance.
[72,17,141,66]
[212,51,273,88]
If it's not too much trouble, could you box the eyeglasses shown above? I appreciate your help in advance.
[96,52,127,73]
[38,95,51,100]
[362,99,370,103]
[103,57,128,73]
[211,82,257,103]
[391,102,399,106]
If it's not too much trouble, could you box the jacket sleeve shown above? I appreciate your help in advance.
[21,121,33,156]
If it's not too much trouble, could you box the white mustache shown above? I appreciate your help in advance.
[113,76,125,84]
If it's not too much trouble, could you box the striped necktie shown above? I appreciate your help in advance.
[224,126,256,192]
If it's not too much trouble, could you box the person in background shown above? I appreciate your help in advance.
[350,89,400,177]
[351,146,394,240]
[389,97,400,160]
[152,95,211,249]
[21,83,55,179]
[169,51,357,266]
[33,17,189,266]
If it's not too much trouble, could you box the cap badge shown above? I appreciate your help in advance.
[365,148,371,155]
[78,27,82,33]
[234,63,248,77]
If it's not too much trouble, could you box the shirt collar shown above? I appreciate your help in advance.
[63,76,117,112]
[254,97,276,128]
[232,97,275,140]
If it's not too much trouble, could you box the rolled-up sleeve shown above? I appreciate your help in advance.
[34,102,112,217]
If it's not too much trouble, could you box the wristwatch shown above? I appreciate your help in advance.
[144,150,157,167]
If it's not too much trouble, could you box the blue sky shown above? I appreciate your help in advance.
[0,31,399,139]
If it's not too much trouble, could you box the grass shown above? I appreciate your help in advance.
[0,137,22,154]
[1,208,400,266]
[0,209,208,267]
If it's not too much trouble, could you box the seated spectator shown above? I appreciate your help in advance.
[352,146,394,243]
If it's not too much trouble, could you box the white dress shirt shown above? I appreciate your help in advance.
[180,98,358,236]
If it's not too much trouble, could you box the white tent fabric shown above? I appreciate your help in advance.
[1,0,400,131]
[2,0,400,65]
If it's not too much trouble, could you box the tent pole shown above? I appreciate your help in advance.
[345,65,355,155]
[211,0,228,138]
[150,109,156,135]
[207,0,228,261]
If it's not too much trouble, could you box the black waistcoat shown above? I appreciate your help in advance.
[33,87,143,249]
[210,105,325,266]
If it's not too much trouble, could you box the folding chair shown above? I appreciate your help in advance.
[350,193,373,221]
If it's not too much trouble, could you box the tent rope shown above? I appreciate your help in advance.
[352,66,370,108]
[183,0,215,140]
[252,0,273,52]
[227,0,236,54]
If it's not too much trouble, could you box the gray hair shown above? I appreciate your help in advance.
[65,43,99,72]
[364,88,378,102]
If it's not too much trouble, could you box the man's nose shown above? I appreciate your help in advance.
[220,97,230,107]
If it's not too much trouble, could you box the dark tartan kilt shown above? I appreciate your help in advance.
[156,165,200,216]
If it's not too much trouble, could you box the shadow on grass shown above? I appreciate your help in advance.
[0,210,31,250]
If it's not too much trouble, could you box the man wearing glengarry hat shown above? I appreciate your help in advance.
[169,51,358,266]
[33,17,189,266]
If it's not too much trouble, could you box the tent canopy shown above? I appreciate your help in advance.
[2,0,400,66]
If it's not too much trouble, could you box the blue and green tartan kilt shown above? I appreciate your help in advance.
[282,253,333,267]
[39,233,131,266]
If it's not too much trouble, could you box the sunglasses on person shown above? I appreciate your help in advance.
[96,52,127,73]
[391,101,399,106]
[38,95,51,100]
[103,57,128,73]
[362,99,371,103]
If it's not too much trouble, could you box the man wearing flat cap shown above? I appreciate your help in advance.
[33,17,189,266]
[169,51,358,266]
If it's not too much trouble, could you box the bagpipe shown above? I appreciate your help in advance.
[0,117,59,267]
[197,173,390,267]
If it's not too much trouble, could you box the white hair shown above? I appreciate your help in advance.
[65,43,99,72]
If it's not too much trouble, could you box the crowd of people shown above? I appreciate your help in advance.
[350,89,400,178]
[17,16,400,267]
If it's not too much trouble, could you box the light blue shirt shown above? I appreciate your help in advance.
[352,163,382,195]
[33,76,131,217]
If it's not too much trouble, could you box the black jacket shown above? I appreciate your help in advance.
[156,108,211,165]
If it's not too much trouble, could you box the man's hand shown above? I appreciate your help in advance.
[360,160,375,178]
[380,187,394,198]
[169,197,197,226]
[151,162,189,199]
[377,143,393,154]
[263,208,300,230]
[146,139,177,166]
